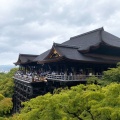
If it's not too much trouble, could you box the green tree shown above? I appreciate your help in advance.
[0,68,18,97]
[103,63,120,82]
[87,76,111,86]
[9,83,120,120]
[0,94,13,118]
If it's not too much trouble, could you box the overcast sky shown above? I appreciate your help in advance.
[0,0,120,65]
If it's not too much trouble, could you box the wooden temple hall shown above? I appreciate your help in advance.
[13,27,120,112]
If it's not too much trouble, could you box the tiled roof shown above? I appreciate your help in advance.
[62,27,120,52]
[102,31,120,48]
[53,44,118,63]
[14,54,38,65]
[15,27,120,65]
[62,27,102,51]
[33,50,50,62]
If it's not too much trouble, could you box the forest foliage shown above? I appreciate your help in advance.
[0,68,17,119]
[9,83,120,120]
[103,63,120,82]
[0,94,13,118]
[0,68,18,97]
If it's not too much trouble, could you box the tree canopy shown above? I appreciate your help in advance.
[103,63,120,83]
[9,83,120,120]
[0,68,17,119]
[0,68,18,97]
[0,94,13,118]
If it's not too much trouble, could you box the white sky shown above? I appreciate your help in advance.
[0,0,120,65]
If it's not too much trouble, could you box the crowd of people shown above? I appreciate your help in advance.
[14,70,49,82]
[14,70,75,82]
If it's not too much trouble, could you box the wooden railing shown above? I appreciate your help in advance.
[14,74,102,82]
[47,74,102,81]
[14,74,47,82]
[14,74,33,82]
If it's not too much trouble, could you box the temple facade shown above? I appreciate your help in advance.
[13,27,120,112]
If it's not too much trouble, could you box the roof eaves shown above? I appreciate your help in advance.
[20,54,39,57]
[101,30,120,48]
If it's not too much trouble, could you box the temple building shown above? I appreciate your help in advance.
[13,27,120,112]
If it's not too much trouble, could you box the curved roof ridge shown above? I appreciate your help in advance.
[70,27,104,39]
[54,43,79,49]
[19,54,39,56]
